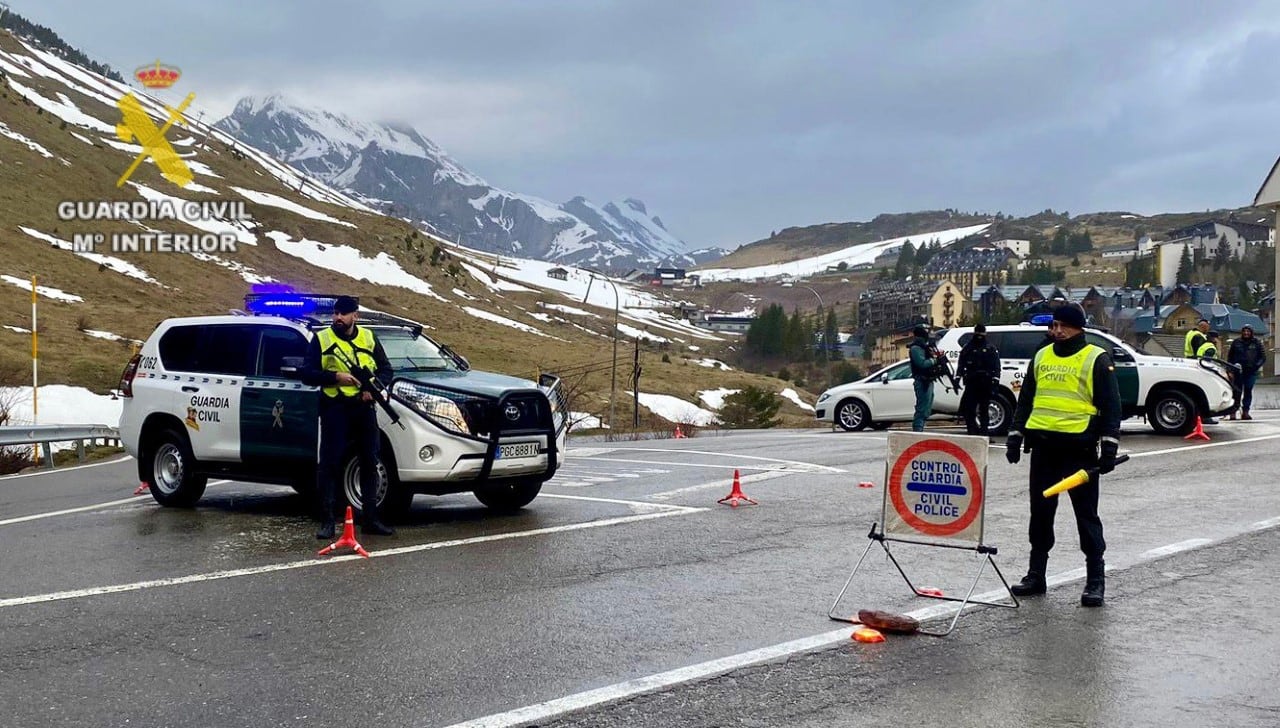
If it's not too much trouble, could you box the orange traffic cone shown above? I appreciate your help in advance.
[717,469,758,507]
[852,627,885,643]
[133,481,150,495]
[317,506,370,558]
[1184,416,1210,441]
[674,424,687,439]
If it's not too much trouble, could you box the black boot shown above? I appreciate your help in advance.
[1082,561,1105,607]
[363,517,394,536]
[1011,552,1048,596]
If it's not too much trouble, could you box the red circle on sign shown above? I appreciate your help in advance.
[888,439,984,537]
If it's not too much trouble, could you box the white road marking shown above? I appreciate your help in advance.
[539,493,704,512]
[1127,432,1280,458]
[0,479,233,527]
[1140,539,1213,559]
[1252,516,1280,531]
[0,505,698,609]
[649,471,790,500]
[442,518,1280,728]
[578,447,847,473]
[0,454,131,480]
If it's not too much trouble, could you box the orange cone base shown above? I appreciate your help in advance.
[317,506,371,558]
[916,587,945,597]
[133,482,150,495]
[1184,416,1210,441]
[857,481,875,489]
[717,469,757,506]
[852,627,885,643]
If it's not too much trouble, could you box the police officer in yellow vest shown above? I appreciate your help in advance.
[1184,318,1210,357]
[1005,303,1121,607]
[302,295,395,539]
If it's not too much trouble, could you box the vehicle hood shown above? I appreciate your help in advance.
[395,369,538,397]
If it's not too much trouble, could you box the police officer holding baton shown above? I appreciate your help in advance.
[302,295,396,539]
[1005,304,1121,607]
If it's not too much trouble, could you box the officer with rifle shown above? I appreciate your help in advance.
[908,324,955,432]
[302,295,397,538]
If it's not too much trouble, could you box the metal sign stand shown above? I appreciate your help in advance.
[827,523,1019,637]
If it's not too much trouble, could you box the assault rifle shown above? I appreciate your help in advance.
[323,343,405,430]
[929,343,961,393]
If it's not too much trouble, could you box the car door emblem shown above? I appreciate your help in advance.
[504,404,521,421]
[272,400,285,428]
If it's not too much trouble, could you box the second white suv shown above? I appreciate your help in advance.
[117,294,568,516]
[934,323,1236,436]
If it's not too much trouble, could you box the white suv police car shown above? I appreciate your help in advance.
[118,293,567,516]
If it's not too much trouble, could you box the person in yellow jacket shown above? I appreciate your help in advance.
[1196,332,1222,423]
[1184,319,1210,357]
[302,295,395,539]
[1005,304,1122,607]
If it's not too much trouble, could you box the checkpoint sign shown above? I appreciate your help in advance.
[882,431,988,545]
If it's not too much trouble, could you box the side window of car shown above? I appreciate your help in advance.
[257,327,309,378]
[1086,333,1132,362]
[889,363,914,381]
[198,325,258,377]
[956,333,973,347]
[999,332,1047,360]
[159,326,202,372]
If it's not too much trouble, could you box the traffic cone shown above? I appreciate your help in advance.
[133,481,150,495]
[857,480,875,489]
[717,469,758,507]
[674,424,687,439]
[317,506,370,558]
[852,627,885,643]
[1184,416,1210,441]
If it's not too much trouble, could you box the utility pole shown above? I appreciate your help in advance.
[583,271,620,432]
[633,336,641,428]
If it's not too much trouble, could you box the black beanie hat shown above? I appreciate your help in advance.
[1052,304,1086,329]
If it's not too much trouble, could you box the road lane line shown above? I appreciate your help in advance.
[539,493,704,513]
[1126,432,1280,458]
[650,471,790,500]
[579,448,848,473]
[440,518,1280,728]
[573,456,844,473]
[1140,538,1213,559]
[0,479,234,528]
[0,455,131,480]
[0,507,697,609]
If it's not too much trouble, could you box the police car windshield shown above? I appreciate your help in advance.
[376,329,458,372]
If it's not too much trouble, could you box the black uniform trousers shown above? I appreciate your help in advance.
[960,377,992,435]
[316,395,381,522]
[1027,434,1105,570]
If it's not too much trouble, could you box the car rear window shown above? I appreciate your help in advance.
[159,324,258,376]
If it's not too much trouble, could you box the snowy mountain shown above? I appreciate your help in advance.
[215,95,709,271]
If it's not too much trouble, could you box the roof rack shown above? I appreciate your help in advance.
[242,292,424,332]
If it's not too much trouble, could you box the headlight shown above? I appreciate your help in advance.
[817,392,831,404]
[392,380,471,435]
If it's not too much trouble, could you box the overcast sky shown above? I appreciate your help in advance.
[18,0,1280,249]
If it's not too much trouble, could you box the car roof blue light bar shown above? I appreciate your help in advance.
[1030,313,1054,325]
[243,292,349,317]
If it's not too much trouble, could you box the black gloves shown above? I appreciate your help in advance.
[1099,439,1119,474]
[1006,432,1023,464]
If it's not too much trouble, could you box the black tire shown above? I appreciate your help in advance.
[835,399,870,432]
[869,421,892,431]
[1147,389,1196,435]
[145,428,207,507]
[474,478,542,512]
[986,394,1014,436]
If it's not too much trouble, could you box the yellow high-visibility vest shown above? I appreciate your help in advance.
[1196,341,1218,359]
[316,326,377,398]
[1026,344,1103,434]
[1184,329,1203,357]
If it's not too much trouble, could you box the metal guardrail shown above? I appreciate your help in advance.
[0,425,121,469]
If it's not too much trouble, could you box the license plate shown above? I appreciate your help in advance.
[498,442,538,459]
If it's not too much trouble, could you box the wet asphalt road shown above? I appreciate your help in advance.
[2,415,1279,727]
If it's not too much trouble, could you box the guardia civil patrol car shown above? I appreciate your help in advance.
[118,293,567,516]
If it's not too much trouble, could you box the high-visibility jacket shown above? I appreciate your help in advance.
[316,326,377,398]
[1026,344,1104,434]
[1184,329,1205,357]
[1196,341,1218,359]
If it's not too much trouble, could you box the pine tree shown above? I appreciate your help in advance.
[1214,234,1230,271]
[824,309,840,360]
[1176,245,1194,285]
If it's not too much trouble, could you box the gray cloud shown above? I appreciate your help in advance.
[21,0,1280,247]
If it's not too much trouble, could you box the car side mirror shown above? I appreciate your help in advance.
[1112,346,1132,361]
[280,356,306,378]
[879,373,890,384]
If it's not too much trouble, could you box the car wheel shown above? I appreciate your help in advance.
[474,478,542,512]
[1147,389,1195,435]
[986,394,1014,436]
[836,399,870,432]
[340,451,390,516]
[146,428,207,507]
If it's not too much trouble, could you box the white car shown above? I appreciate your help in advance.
[814,360,973,432]
[118,293,568,516]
